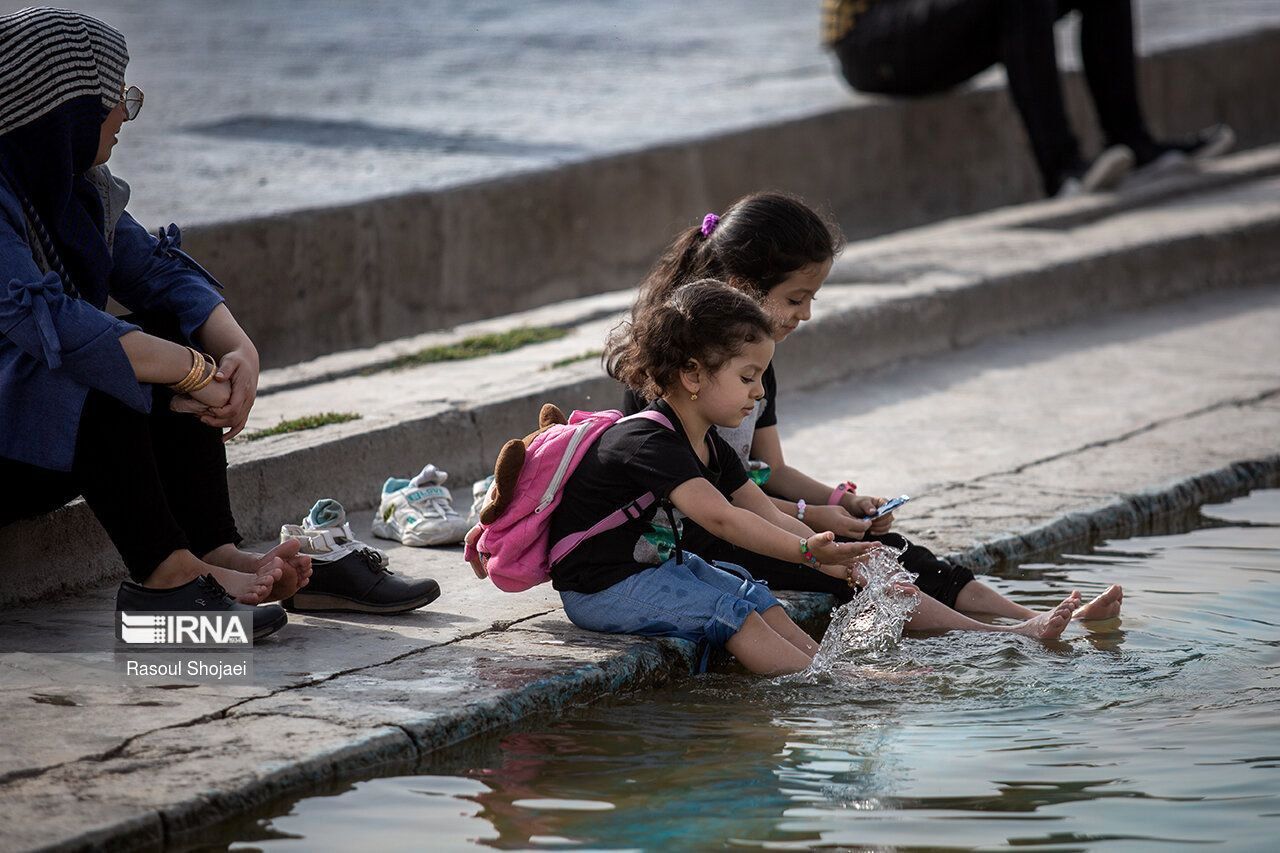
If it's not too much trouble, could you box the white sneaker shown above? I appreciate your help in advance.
[467,475,495,527]
[372,465,471,546]
[280,498,389,565]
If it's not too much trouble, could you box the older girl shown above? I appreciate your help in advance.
[624,192,1123,625]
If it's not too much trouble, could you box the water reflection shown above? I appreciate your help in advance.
[213,490,1280,852]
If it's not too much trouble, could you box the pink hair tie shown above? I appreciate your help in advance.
[700,213,720,238]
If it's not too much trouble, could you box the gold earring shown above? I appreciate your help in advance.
[690,392,699,401]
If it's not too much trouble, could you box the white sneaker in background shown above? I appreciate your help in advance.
[468,474,495,527]
[280,498,389,565]
[372,464,471,546]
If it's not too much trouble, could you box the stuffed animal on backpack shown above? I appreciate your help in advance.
[478,403,567,524]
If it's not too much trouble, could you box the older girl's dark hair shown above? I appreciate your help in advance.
[637,191,844,312]
[606,279,774,399]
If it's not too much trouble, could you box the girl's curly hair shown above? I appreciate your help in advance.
[605,278,774,400]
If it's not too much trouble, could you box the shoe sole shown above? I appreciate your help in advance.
[1081,146,1134,192]
[284,581,441,615]
[1192,126,1235,161]
[399,529,469,547]
[254,607,290,641]
[372,518,468,547]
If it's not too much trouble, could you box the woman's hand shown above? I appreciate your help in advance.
[187,373,232,408]
[845,494,895,535]
[199,347,259,441]
[803,504,872,540]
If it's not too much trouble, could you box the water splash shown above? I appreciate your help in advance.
[792,545,920,682]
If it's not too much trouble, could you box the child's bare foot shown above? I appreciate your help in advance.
[205,540,312,599]
[1013,592,1079,640]
[1073,584,1123,621]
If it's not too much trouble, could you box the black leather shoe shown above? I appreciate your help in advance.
[284,547,440,614]
[116,574,288,641]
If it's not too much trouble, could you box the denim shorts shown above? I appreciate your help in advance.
[559,552,781,651]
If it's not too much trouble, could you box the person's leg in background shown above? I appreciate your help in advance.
[834,0,1132,196]
[1070,0,1234,169]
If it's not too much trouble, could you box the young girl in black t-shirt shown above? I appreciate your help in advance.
[624,193,1124,626]
[559,279,1078,677]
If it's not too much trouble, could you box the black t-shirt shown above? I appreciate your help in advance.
[621,363,777,467]
[549,399,750,594]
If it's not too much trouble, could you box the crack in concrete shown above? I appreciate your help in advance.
[0,607,558,790]
[918,390,1280,508]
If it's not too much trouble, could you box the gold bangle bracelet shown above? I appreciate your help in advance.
[168,346,202,393]
[186,355,218,393]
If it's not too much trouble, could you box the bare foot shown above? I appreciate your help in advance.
[1073,584,1123,621]
[208,564,277,604]
[1013,592,1079,640]
[143,550,278,604]
[205,540,312,598]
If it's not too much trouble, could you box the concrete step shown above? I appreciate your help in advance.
[150,24,1280,368]
[4,150,1280,606]
[1,280,1277,850]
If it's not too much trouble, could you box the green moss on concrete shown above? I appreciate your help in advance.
[377,327,568,372]
[246,412,362,441]
[546,349,603,370]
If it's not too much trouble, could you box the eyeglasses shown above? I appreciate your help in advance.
[120,85,144,121]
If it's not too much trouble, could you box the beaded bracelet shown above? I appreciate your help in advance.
[796,499,806,521]
[799,536,819,567]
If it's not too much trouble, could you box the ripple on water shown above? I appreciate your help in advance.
[212,490,1280,852]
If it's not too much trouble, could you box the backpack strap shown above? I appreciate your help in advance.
[546,408,677,567]
[622,409,674,430]
[548,493,657,566]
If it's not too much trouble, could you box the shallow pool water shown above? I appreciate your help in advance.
[214,490,1280,852]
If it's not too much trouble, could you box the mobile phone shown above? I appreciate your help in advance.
[862,494,910,520]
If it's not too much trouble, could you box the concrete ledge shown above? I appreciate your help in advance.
[176,27,1280,368]
[13,455,1280,853]
[5,157,1280,607]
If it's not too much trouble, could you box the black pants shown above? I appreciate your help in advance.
[0,316,241,582]
[834,0,1154,195]
[717,532,975,609]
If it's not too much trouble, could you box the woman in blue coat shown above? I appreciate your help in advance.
[0,8,309,617]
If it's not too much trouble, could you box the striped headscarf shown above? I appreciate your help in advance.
[0,7,129,137]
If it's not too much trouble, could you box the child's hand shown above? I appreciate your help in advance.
[847,495,895,535]
[803,504,872,539]
[464,524,488,579]
[818,562,868,587]
[807,532,880,568]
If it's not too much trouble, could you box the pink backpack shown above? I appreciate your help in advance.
[465,408,674,592]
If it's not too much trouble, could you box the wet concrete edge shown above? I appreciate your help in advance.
[43,453,1280,853]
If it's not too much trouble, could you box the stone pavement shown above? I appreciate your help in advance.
[0,280,1277,850]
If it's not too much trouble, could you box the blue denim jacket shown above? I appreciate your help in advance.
[0,170,225,471]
